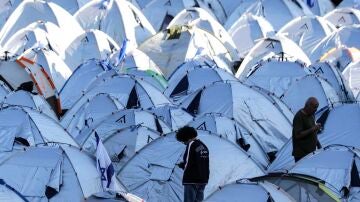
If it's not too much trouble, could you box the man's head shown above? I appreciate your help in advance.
[303,97,319,115]
[176,126,197,144]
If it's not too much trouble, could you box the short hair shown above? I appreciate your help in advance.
[176,126,197,142]
[305,97,318,107]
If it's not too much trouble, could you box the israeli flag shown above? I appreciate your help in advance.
[95,132,118,191]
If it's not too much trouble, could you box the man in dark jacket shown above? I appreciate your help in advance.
[176,126,209,202]
[292,97,322,162]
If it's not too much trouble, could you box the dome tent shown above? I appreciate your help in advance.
[303,0,334,16]
[0,178,26,202]
[179,80,292,156]
[0,80,10,101]
[319,46,360,72]
[45,0,91,14]
[324,7,360,28]
[278,16,336,56]
[0,0,22,31]
[269,103,360,172]
[74,0,155,47]
[205,179,296,202]
[117,131,265,202]
[188,113,269,167]
[63,29,119,71]
[343,61,360,98]
[139,25,236,78]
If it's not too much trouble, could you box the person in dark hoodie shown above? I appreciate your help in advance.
[176,126,209,202]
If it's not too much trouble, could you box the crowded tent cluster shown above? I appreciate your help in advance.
[0,0,360,201]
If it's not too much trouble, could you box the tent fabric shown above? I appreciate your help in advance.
[1,90,57,120]
[278,16,336,56]
[74,0,155,47]
[164,64,237,103]
[324,7,360,28]
[180,80,292,154]
[0,81,10,100]
[60,93,125,138]
[188,113,269,167]
[63,29,119,71]
[167,7,239,59]
[0,0,22,31]
[310,25,360,62]
[59,59,116,110]
[139,26,235,78]
[253,174,340,202]
[0,144,105,201]
[227,14,275,57]
[146,104,193,131]
[269,103,360,172]
[0,106,78,150]
[205,179,296,202]
[302,0,334,16]
[117,131,265,202]
[0,0,84,48]
[343,61,360,98]
[224,0,313,31]
[74,108,172,145]
[0,179,26,202]
[46,0,91,14]
[235,35,311,80]
[319,46,360,72]
[338,0,360,10]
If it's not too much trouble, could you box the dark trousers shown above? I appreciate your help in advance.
[184,184,206,202]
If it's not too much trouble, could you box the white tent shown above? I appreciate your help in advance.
[80,125,163,170]
[0,80,10,101]
[117,131,265,201]
[0,178,26,202]
[226,14,275,57]
[338,0,360,10]
[0,144,106,201]
[63,29,119,71]
[224,0,313,31]
[301,0,334,16]
[164,64,236,103]
[285,145,360,200]
[45,0,91,14]
[269,103,360,172]
[179,80,292,155]
[324,7,360,28]
[0,0,84,48]
[309,25,360,63]
[58,59,116,111]
[139,25,236,78]
[146,104,193,131]
[343,61,360,98]
[167,7,239,59]
[188,113,269,167]
[319,46,360,72]
[310,62,355,101]
[1,21,64,57]
[74,0,155,47]
[235,35,311,79]
[0,106,78,150]
[278,16,336,56]
[0,0,22,31]
[206,179,295,202]
[1,90,57,120]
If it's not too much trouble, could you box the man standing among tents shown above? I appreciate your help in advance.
[292,97,322,162]
[176,126,209,202]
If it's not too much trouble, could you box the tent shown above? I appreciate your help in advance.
[0,80,10,101]
[0,0,84,48]
[80,125,163,170]
[235,35,311,79]
[164,63,236,103]
[0,106,78,150]
[0,21,64,57]
[278,16,336,56]
[58,59,116,111]
[0,144,106,201]
[310,62,355,101]
[179,80,292,155]
[145,104,193,131]
[224,0,313,31]
[324,7,360,28]
[319,46,360,72]
[205,179,296,202]
[0,178,26,202]
[343,61,360,98]
[74,0,155,47]
[167,7,239,58]
[268,103,360,172]
[301,0,334,16]
[309,25,360,63]
[1,90,57,120]
[226,14,275,57]
[0,0,22,31]
[45,0,91,14]
[139,25,236,78]
[252,174,341,202]
[188,113,269,167]
[117,131,265,201]
[338,0,360,10]
[63,29,119,71]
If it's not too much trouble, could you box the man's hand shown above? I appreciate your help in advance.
[313,123,322,133]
